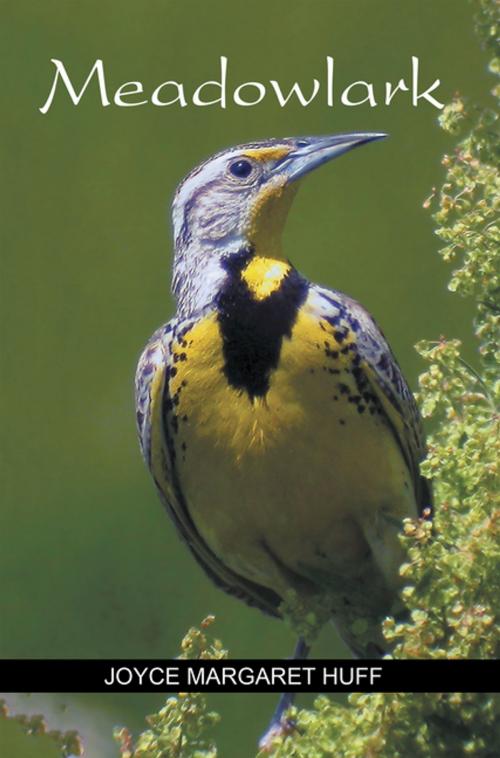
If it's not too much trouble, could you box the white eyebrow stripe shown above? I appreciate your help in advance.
[173,149,245,210]
[172,138,295,211]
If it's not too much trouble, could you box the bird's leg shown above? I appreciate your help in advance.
[258,636,310,752]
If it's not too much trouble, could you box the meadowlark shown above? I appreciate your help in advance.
[135,133,431,668]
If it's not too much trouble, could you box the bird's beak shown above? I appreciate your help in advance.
[272,133,387,183]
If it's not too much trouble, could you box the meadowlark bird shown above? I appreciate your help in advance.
[135,133,431,675]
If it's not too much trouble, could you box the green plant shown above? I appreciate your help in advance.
[114,618,225,758]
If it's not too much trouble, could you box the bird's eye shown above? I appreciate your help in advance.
[296,139,309,148]
[229,159,253,179]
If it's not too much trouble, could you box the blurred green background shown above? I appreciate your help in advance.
[0,0,491,755]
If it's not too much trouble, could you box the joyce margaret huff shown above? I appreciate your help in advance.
[39,56,444,114]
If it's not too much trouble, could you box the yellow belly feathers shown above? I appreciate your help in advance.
[159,294,417,606]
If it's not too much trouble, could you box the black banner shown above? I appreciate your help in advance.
[0,659,497,693]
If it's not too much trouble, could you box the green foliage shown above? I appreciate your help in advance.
[388,0,499,661]
[114,618,225,758]
[113,695,219,758]
[265,693,500,758]
[120,1,500,756]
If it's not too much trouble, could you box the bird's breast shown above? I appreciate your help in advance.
[162,289,417,602]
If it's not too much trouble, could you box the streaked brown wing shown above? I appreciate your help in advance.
[340,292,431,514]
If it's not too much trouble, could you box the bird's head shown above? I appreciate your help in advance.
[171,133,386,313]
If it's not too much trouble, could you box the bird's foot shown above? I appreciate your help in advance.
[258,715,298,753]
